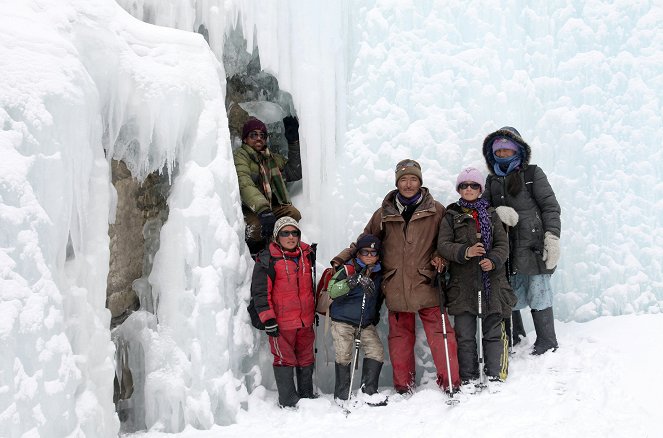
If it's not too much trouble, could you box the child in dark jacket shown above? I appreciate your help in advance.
[251,216,315,408]
[327,234,386,406]
[437,168,517,390]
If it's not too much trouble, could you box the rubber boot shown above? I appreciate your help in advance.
[512,310,527,346]
[334,362,352,401]
[246,238,266,257]
[360,358,387,406]
[296,364,315,398]
[531,307,559,355]
[273,366,300,407]
[360,358,383,395]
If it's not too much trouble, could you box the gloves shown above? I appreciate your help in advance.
[358,275,376,296]
[258,210,276,239]
[495,206,519,227]
[347,272,361,289]
[264,318,279,337]
[283,116,299,143]
[542,231,560,269]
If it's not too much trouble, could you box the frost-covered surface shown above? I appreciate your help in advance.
[1,0,662,436]
[126,314,662,438]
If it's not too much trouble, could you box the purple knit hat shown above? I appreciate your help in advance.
[491,136,520,153]
[242,118,268,140]
[455,167,485,193]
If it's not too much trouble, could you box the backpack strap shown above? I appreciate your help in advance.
[523,164,537,198]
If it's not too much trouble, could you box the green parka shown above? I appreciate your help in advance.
[233,142,302,214]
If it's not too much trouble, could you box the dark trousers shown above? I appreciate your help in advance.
[454,312,508,381]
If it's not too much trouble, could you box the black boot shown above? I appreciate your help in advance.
[334,362,352,401]
[361,358,388,406]
[512,310,526,345]
[273,366,300,407]
[246,238,266,256]
[360,358,383,395]
[296,364,316,398]
[531,307,558,355]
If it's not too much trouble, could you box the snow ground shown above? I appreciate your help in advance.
[126,314,661,438]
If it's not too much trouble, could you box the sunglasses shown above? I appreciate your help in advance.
[458,182,481,190]
[248,131,268,140]
[358,249,379,257]
[278,230,301,238]
[395,159,420,172]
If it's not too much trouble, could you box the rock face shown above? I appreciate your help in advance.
[107,160,169,328]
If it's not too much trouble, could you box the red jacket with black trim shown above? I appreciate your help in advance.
[250,241,315,330]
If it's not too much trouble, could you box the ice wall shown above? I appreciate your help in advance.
[333,1,663,322]
[1,0,255,435]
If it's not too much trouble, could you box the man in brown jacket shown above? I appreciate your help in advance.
[332,159,460,394]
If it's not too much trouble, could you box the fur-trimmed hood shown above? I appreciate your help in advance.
[482,126,532,175]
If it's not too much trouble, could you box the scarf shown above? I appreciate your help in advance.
[458,197,493,303]
[493,153,522,176]
[257,148,289,208]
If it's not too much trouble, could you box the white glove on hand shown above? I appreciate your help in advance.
[495,206,519,227]
[542,231,560,269]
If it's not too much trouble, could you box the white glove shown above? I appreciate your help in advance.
[495,206,519,227]
[542,231,560,269]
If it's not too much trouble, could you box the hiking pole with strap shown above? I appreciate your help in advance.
[436,272,459,406]
[476,261,487,391]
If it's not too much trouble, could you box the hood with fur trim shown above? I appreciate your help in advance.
[482,126,532,175]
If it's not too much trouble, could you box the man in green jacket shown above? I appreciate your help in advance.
[233,117,302,254]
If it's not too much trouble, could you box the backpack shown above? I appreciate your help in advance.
[315,265,354,315]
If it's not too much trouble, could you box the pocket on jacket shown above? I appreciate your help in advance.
[417,267,436,285]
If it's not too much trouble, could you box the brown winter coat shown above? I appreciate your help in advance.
[332,188,444,313]
[437,203,517,318]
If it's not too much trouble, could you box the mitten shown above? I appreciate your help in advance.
[347,273,362,289]
[258,210,276,239]
[542,231,560,269]
[283,116,299,143]
[264,318,279,337]
[495,206,519,227]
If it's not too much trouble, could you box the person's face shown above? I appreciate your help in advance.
[397,175,421,198]
[277,226,300,251]
[244,129,268,152]
[494,148,516,158]
[357,248,379,266]
[458,181,482,202]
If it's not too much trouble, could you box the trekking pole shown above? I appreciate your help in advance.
[436,272,459,406]
[346,289,367,407]
[504,227,514,355]
[311,243,319,394]
[476,262,487,391]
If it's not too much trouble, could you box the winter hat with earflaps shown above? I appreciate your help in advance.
[272,216,300,240]
[455,167,485,193]
[394,159,423,186]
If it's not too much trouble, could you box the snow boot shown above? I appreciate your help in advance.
[511,310,526,346]
[360,358,387,406]
[273,366,300,408]
[334,362,352,401]
[296,364,316,399]
[531,307,559,355]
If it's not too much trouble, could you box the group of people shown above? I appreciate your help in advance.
[235,117,561,408]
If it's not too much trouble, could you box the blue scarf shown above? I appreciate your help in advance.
[493,154,522,176]
[354,258,382,273]
[457,198,493,303]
